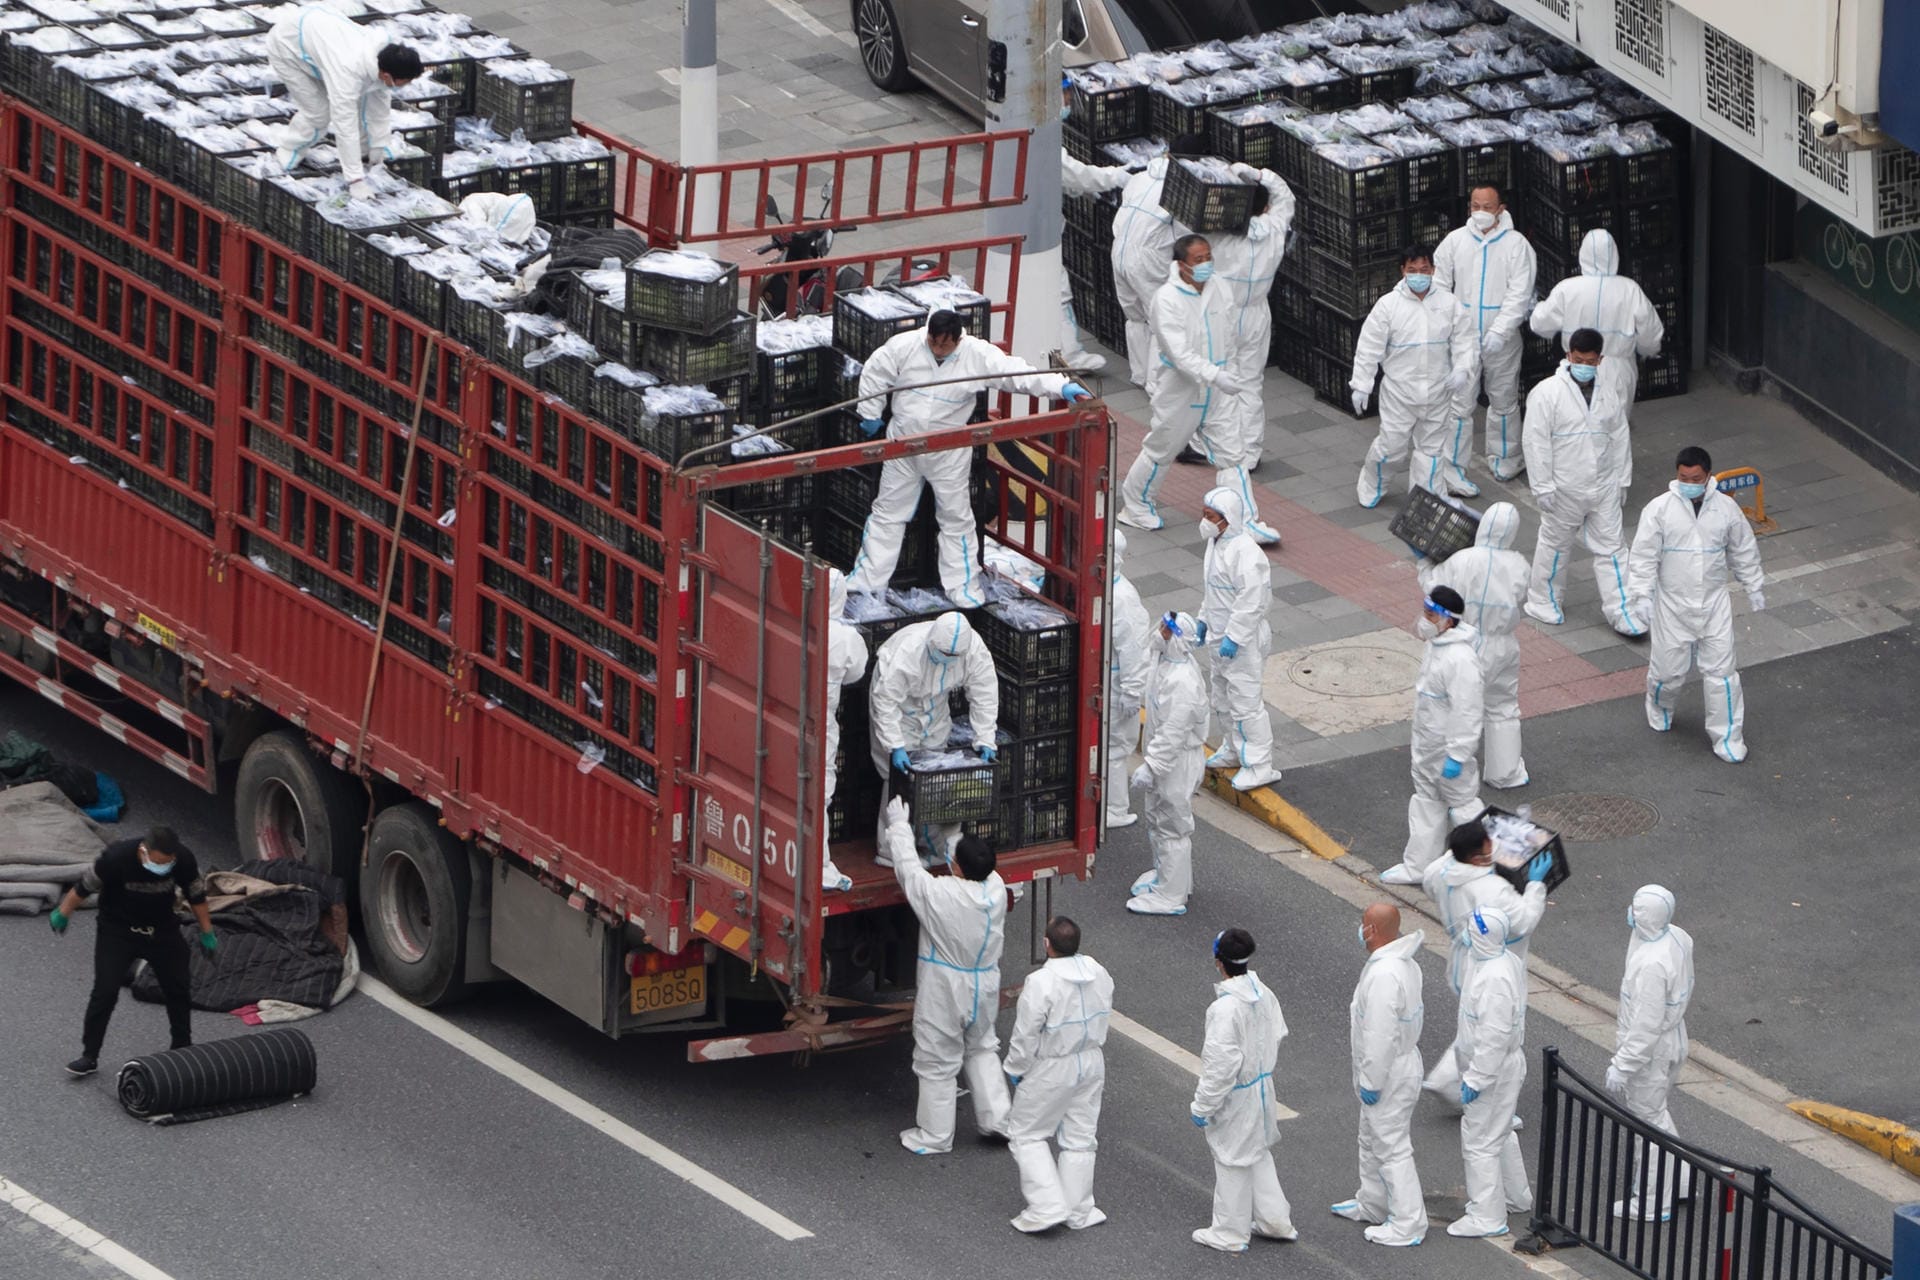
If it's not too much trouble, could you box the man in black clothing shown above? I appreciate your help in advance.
[50,825,216,1077]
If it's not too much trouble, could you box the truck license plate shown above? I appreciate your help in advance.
[630,968,705,1016]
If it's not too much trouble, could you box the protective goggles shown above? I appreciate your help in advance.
[1423,597,1462,621]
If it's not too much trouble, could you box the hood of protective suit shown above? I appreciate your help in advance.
[1202,486,1246,537]
[1431,620,1479,649]
[925,611,972,664]
[1157,609,1202,661]
[1113,527,1127,575]
[1468,905,1509,960]
[1368,929,1426,965]
[1475,502,1520,551]
[1577,228,1621,277]
[1437,852,1494,888]
[1047,954,1104,984]
[1469,209,1516,242]
[1213,971,1266,1002]
[1630,884,1676,941]
[461,192,538,246]
[828,567,848,621]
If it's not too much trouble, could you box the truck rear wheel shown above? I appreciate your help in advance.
[359,803,469,1007]
[234,730,366,884]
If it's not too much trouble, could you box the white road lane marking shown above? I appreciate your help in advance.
[1764,542,1907,582]
[358,977,814,1241]
[1108,1010,1300,1121]
[761,0,836,40]
[1,1175,178,1280]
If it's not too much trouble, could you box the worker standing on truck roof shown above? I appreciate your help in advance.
[883,796,1012,1155]
[868,611,999,866]
[49,826,216,1079]
[265,5,422,200]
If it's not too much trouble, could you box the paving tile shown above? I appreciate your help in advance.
[1769,599,1834,629]
[1274,580,1333,605]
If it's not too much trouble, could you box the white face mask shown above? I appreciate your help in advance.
[1470,209,1497,232]
[1416,618,1440,641]
[1199,519,1221,541]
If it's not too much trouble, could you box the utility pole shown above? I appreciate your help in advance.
[983,0,1062,365]
[680,0,719,235]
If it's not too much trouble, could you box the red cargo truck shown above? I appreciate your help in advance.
[0,96,1112,1057]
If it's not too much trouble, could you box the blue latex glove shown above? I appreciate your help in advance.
[1191,1113,1209,1128]
[1526,851,1553,884]
[977,745,997,762]
[49,909,69,935]
[860,417,885,438]
[890,747,910,772]
[1008,1074,1022,1087]
[200,930,218,954]
[1441,756,1464,780]
[1359,1088,1381,1106]
[1460,1083,1481,1105]
[1062,382,1092,403]
[1219,637,1239,660]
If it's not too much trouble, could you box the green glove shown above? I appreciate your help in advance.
[199,930,218,954]
[49,909,69,935]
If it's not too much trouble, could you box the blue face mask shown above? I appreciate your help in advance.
[1189,262,1213,284]
[1676,480,1708,500]
[1569,362,1597,384]
[1404,272,1431,293]
[1627,907,1637,931]
[1357,924,1367,948]
[1060,106,1071,122]
[140,855,173,877]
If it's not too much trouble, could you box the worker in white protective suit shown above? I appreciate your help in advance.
[1420,819,1552,1102]
[820,569,868,893]
[1109,136,1204,386]
[1004,915,1115,1233]
[1608,884,1695,1222]
[1529,229,1664,473]
[1420,502,1530,787]
[1105,530,1152,829]
[1060,76,1131,375]
[1448,904,1533,1238]
[1190,927,1297,1253]
[1118,238,1279,543]
[850,312,1090,606]
[1209,163,1297,480]
[1434,185,1538,488]
[1331,902,1429,1248]
[1352,246,1480,507]
[458,192,539,246]
[1196,488,1279,792]
[1626,445,1766,763]
[1126,611,1210,916]
[868,612,999,864]
[883,797,1012,1153]
[1522,331,1644,636]
[1378,587,1485,886]
[265,7,421,198]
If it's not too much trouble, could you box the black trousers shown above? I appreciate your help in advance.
[82,925,192,1058]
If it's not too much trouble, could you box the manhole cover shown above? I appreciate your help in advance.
[1287,646,1420,698]
[1524,794,1661,842]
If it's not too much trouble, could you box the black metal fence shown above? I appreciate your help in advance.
[1519,1047,1892,1280]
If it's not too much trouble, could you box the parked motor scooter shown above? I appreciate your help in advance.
[755,181,864,318]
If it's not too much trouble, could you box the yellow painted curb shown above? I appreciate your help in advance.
[1787,1101,1920,1176]
[1201,766,1349,862]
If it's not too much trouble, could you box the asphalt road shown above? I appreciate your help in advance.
[0,654,1908,1279]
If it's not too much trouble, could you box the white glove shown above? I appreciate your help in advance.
[1482,329,1512,355]
[348,178,376,201]
[1536,490,1557,514]
[1605,1065,1628,1095]
[1210,372,1247,396]
[1129,763,1153,791]
[884,796,909,828]
[1351,389,1370,417]
[1748,590,1766,612]
[1446,366,1472,396]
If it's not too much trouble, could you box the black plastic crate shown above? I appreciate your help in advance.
[420,56,475,113]
[1530,201,1617,263]
[626,251,739,336]
[474,61,573,141]
[1063,192,1117,242]
[1069,79,1148,143]
[1271,323,1313,381]
[1617,142,1678,201]
[313,213,405,279]
[979,598,1077,681]
[887,278,991,339]
[1616,200,1681,257]
[1389,137,1459,206]
[1160,158,1262,235]
[1389,485,1480,560]
[1015,787,1075,847]
[1456,139,1514,199]
[832,289,928,362]
[1208,104,1290,169]
[721,472,816,516]
[1304,249,1401,319]
[1278,74,1358,113]
[554,155,615,214]
[644,398,734,461]
[1062,228,1108,284]
[395,81,459,151]
[997,676,1074,735]
[888,753,1000,825]
[260,178,317,257]
[397,260,451,331]
[1008,732,1072,793]
[1636,349,1687,401]
[1303,147,1406,219]
[1309,347,1366,418]
[1482,805,1571,895]
[206,149,269,220]
[1519,142,1614,211]
[1149,85,1237,145]
[821,464,880,521]
[638,314,756,385]
[754,345,827,415]
[342,230,417,297]
[1062,120,1096,165]
[1624,246,1683,301]
[1270,273,1311,333]
[1301,203,1408,268]
[1308,301,1364,365]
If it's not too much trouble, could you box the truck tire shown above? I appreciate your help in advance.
[234,730,366,884]
[359,803,469,1007]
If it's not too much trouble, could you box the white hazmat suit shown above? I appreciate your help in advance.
[1106,530,1152,828]
[458,192,539,246]
[1435,211,1538,484]
[884,802,1012,1154]
[868,613,998,859]
[1117,262,1243,531]
[266,6,399,186]
[1529,229,1664,437]
[1351,279,1480,507]
[1197,488,1277,791]
[1398,621,1486,876]
[1421,503,1530,786]
[850,328,1069,605]
[1523,362,1642,634]
[1126,612,1209,915]
[1420,849,1546,1098]
[821,569,869,892]
[1210,164,1297,478]
[1062,152,1130,373]
[1609,885,1694,1221]
[1110,155,1183,385]
[1450,905,1533,1237]
[1336,928,1429,1247]
[1191,970,1296,1252]
[1005,951,1115,1232]
[1626,480,1765,762]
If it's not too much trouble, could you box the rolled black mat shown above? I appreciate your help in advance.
[116,1028,318,1125]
